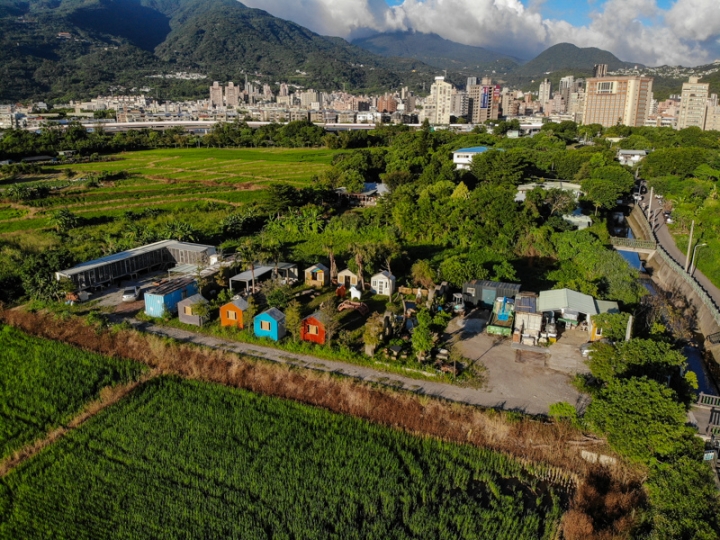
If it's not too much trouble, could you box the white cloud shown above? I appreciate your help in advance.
[239,0,720,66]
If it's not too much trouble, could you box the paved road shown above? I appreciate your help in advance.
[129,318,563,416]
[641,195,720,309]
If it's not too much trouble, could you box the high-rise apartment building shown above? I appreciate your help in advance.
[559,76,574,102]
[429,77,453,125]
[263,84,273,100]
[538,79,552,108]
[677,76,709,130]
[209,81,223,108]
[582,76,653,127]
[468,81,500,123]
[466,77,478,90]
[279,83,289,97]
[225,82,240,108]
[299,90,320,109]
[593,64,608,78]
[378,94,398,113]
[450,91,469,117]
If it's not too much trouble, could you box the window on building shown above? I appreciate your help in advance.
[308,325,319,335]
[597,81,615,94]
[261,321,271,331]
[184,306,192,315]
[227,310,237,321]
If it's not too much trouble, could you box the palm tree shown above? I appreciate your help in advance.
[349,241,377,291]
[236,238,259,292]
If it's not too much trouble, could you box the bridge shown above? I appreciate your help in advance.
[610,237,657,255]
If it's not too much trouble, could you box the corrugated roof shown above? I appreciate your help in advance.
[538,288,598,316]
[454,146,490,153]
[594,300,620,314]
[259,307,285,322]
[305,311,329,325]
[178,293,206,306]
[229,265,274,283]
[515,293,538,313]
[58,240,215,277]
[147,277,196,297]
[224,298,248,311]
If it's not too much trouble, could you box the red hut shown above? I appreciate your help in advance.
[300,311,328,345]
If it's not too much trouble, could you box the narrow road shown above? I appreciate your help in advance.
[129,318,567,416]
[638,189,720,310]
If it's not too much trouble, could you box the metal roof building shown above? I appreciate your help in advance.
[56,240,216,290]
[538,288,598,316]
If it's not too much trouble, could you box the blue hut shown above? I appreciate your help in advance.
[254,308,286,341]
[144,277,198,318]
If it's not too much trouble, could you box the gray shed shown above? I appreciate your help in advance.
[462,280,521,309]
[177,294,208,326]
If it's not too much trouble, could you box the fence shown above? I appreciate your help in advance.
[633,206,720,328]
[698,392,720,407]
[610,237,657,250]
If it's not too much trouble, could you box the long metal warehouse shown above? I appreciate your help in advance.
[56,240,217,290]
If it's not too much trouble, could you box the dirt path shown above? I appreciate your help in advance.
[0,369,160,478]
[130,318,574,416]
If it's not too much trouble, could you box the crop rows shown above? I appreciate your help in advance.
[0,376,561,539]
[0,326,145,460]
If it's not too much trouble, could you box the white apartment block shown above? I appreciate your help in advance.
[677,76,709,130]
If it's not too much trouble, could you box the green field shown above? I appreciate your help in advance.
[0,376,562,539]
[0,326,145,460]
[0,148,336,237]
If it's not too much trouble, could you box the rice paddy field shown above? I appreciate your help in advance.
[0,375,563,539]
[0,148,337,236]
[0,325,145,461]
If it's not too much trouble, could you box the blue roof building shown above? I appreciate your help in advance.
[453,146,491,170]
[144,277,198,318]
[254,308,286,342]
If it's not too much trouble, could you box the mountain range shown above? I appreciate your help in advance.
[0,0,442,102]
[0,0,708,104]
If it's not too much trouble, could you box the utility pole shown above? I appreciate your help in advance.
[647,186,654,220]
[684,220,695,272]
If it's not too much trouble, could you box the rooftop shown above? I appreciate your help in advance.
[147,277,196,297]
[58,240,215,277]
[539,288,598,316]
[453,146,490,154]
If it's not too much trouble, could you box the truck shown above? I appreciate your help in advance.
[486,297,515,336]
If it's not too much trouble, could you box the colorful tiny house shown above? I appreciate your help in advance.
[338,268,360,288]
[254,308,286,341]
[300,312,328,345]
[305,264,330,288]
[220,297,248,329]
[144,277,198,318]
[370,271,395,297]
[177,294,208,327]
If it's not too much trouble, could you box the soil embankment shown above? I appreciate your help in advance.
[0,308,645,539]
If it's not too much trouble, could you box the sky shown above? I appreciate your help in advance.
[238,0,720,66]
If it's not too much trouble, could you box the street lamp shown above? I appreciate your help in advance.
[690,243,707,276]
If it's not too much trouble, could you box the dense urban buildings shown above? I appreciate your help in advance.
[582,76,653,128]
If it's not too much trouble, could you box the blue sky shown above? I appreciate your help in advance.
[386,0,675,27]
[243,0,720,66]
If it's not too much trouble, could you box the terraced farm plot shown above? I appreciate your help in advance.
[0,326,145,461]
[0,148,336,237]
[0,376,562,539]
[58,147,337,186]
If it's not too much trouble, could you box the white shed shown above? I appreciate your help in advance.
[370,271,396,297]
[338,268,360,288]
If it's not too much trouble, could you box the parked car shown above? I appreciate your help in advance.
[122,286,141,302]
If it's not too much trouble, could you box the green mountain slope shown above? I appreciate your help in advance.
[0,0,444,103]
[352,31,521,75]
[511,43,640,77]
